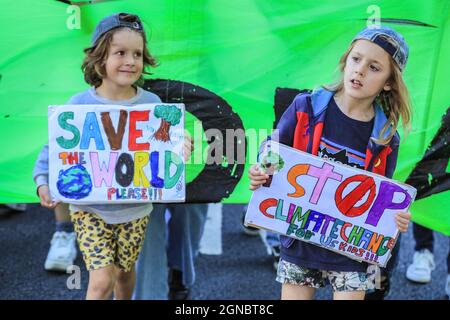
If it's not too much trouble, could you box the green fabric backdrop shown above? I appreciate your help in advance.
[0,0,448,234]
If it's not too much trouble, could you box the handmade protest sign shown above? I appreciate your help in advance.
[48,104,185,204]
[245,141,417,267]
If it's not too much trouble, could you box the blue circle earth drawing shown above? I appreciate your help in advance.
[56,165,92,199]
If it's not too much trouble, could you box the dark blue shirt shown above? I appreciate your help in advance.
[281,97,375,272]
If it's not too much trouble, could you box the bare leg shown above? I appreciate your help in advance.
[114,266,136,300]
[54,203,70,222]
[281,284,315,300]
[333,291,365,300]
[86,265,116,300]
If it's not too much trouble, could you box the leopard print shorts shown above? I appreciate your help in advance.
[70,211,149,272]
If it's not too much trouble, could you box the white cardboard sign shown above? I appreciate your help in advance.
[245,141,416,267]
[48,103,185,204]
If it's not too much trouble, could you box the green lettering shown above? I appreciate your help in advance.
[376,237,391,256]
[275,199,287,221]
[164,150,183,189]
[347,226,365,246]
[56,111,80,149]
[291,208,310,229]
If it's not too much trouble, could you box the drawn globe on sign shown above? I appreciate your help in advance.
[56,165,92,199]
[261,151,285,174]
[260,151,285,187]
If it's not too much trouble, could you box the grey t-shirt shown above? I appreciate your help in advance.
[33,86,162,224]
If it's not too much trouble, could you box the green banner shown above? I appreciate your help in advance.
[0,0,449,234]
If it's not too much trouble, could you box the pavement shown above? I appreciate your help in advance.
[0,203,448,300]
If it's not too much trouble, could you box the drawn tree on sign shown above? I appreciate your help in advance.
[153,105,182,142]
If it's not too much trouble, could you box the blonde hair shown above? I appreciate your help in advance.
[81,14,157,88]
[324,42,412,146]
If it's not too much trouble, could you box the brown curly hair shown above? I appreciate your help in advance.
[81,14,157,88]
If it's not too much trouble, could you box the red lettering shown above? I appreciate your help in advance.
[387,238,396,250]
[129,111,150,151]
[141,188,148,200]
[340,222,352,242]
[67,152,79,164]
[259,198,278,219]
[59,152,79,165]
[335,174,376,218]
[107,187,116,200]
[356,248,365,257]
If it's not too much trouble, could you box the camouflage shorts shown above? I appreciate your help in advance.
[276,259,375,292]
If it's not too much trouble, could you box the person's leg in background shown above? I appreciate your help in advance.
[413,222,435,252]
[445,237,450,299]
[242,205,280,270]
[0,203,27,216]
[365,233,402,300]
[406,223,435,283]
[167,203,208,300]
[241,205,260,236]
[45,203,77,272]
[265,231,281,270]
[133,204,168,300]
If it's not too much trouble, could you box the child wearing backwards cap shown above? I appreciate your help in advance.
[249,26,413,300]
[34,13,192,300]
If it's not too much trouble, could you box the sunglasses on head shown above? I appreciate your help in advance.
[118,13,143,31]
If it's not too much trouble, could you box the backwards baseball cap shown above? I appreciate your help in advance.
[353,26,409,72]
[91,12,144,46]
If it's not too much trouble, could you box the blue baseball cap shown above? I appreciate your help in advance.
[353,26,409,72]
[91,13,144,46]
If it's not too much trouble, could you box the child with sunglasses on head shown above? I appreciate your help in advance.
[34,13,192,300]
[249,26,413,300]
